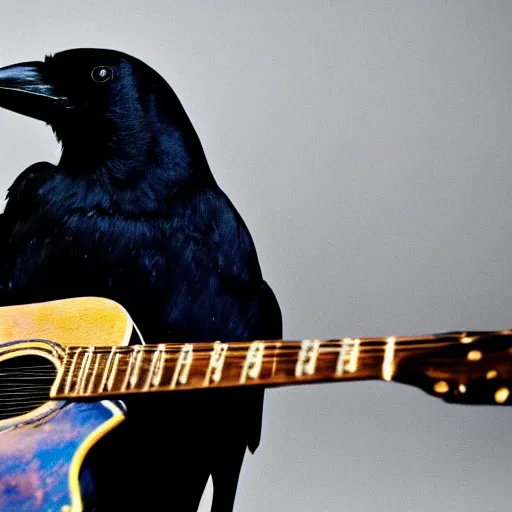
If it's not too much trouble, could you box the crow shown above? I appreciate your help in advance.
[0,48,282,511]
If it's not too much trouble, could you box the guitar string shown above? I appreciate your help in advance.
[0,335,502,384]
[0,337,469,379]
[0,335,506,413]
[0,367,504,413]
[0,350,502,394]
[0,347,402,397]
[0,343,458,383]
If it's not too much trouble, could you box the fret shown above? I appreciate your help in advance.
[99,347,116,392]
[382,337,396,381]
[212,343,228,382]
[335,338,360,376]
[179,344,193,385]
[122,346,144,391]
[271,342,282,376]
[64,348,81,394]
[131,346,145,388]
[121,349,135,391]
[145,344,166,390]
[107,349,121,391]
[99,347,114,392]
[86,351,102,394]
[346,338,360,372]
[295,339,321,377]
[77,347,94,394]
[203,341,228,385]
[170,344,193,388]
[153,345,166,386]
[240,341,265,383]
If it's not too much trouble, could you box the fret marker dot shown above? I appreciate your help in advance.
[433,381,449,394]
[495,387,510,404]
[467,350,482,361]
[486,370,498,380]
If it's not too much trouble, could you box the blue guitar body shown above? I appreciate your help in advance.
[0,399,125,512]
[0,297,137,511]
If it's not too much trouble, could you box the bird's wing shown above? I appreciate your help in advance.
[1,161,56,223]
[247,279,282,453]
[0,162,56,304]
[199,191,282,511]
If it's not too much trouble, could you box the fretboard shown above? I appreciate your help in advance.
[50,334,454,399]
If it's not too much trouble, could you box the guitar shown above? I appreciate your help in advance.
[0,297,511,511]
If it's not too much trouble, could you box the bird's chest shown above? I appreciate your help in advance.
[4,187,247,340]
[7,209,189,313]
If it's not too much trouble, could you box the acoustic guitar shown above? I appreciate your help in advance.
[0,296,510,511]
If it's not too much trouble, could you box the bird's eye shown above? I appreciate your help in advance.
[91,66,113,83]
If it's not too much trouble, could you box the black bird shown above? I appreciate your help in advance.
[0,48,282,511]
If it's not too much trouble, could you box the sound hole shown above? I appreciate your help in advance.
[0,355,57,421]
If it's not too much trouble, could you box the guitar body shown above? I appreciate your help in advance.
[0,297,137,511]
[0,399,125,512]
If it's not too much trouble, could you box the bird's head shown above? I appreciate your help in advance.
[0,48,209,180]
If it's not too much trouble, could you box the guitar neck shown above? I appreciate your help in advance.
[50,334,453,399]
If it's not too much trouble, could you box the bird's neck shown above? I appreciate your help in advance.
[57,121,213,194]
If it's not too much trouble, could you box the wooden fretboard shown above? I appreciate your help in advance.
[50,333,469,399]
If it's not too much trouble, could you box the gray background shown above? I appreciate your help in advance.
[1,1,512,511]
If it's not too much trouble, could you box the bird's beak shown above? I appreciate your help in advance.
[0,61,68,122]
